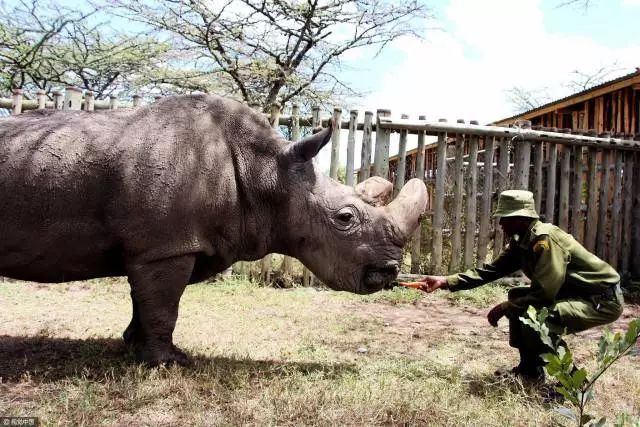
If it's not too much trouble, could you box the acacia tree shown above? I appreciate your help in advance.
[111,0,431,110]
[0,0,96,94]
[0,0,171,99]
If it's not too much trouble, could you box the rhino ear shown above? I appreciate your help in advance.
[284,119,333,163]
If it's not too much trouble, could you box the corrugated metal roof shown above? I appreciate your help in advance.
[494,69,640,124]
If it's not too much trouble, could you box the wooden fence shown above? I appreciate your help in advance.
[4,87,640,282]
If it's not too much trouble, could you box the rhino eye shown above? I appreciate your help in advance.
[337,212,353,223]
[332,206,359,231]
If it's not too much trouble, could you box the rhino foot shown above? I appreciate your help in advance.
[136,343,191,367]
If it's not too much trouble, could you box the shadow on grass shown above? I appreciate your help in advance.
[0,335,357,383]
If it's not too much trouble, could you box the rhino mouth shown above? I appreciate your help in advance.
[362,261,400,293]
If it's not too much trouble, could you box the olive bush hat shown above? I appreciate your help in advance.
[493,190,540,219]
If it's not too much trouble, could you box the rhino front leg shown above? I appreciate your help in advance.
[126,254,195,366]
[123,291,142,346]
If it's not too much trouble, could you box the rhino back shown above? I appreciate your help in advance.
[0,95,281,282]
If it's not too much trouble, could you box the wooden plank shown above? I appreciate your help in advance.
[572,111,579,130]
[303,107,322,286]
[477,136,495,265]
[464,130,479,269]
[431,120,448,274]
[585,146,599,252]
[329,107,342,180]
[261,103,282,284]
[373,109,391,178]
[359,111,373,181]
[609,150,624,268]
[595,96,604,134]
[280,104,302,279]
[545,143,558,223]
[533,142,544,214]
[632,151,640,278]
[450,122,466,273]
[617,90,623,132]
[570,145,584,241]
[623,88,630,134]
[584,101,590,130]
[513,122,532,189]
[11,89,22,115]
[345,109,358,186]
[558,144,571,230]
[411,115,427,274]
[621,152,634,274]
[632,89,637,135]
[494,137,510,257]
[597,148,612,260]
[393,114,410,196]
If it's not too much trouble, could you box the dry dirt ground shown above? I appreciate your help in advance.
[0,278,638,426]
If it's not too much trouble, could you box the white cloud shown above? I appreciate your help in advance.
[314,0,640,173]
[356,0,640,124]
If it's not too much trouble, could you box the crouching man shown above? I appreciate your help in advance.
[416,190,623,381]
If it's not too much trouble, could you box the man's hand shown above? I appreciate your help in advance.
[399,275,448,293]
[487,302,508,327]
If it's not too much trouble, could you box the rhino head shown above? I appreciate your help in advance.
[276,121,427,294]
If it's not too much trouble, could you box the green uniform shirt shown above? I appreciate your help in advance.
[446,220,620,312]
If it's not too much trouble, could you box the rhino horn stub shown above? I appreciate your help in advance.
[283,118,334,163]
[387,178,428,240]
[355,176,393,206]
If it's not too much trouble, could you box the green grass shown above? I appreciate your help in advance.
[1,277,638,426]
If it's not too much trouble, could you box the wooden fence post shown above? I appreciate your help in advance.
[393,114,409,197]
[84,91,95,111]
[545,142,558,223]
[477,135,495,265]
[494,137,510,256]
[260,103,281,284]
[609,148,624,268]
[63,86,82,110]
[570,144,584,240]
[411,115,426,274]
[597,143,612,260]
[36,89,46,110]
[303,106,321,287]
[359,111,373,182]
[463,122,479,269]
[513,120,531,189]
[621,150,635,275]
[558,141,571,231]
[132,94,142,107]
[585,141,599,252]
[532,141,544,214]
[631,146,640,278]
[329,107,342,180]
[373,109,391,178]
[346,110,358,186]
[109,95,119,110]
[52,90,62,110]
[450,120,465,273]
[11,89,22,115]
[431,119,448,273]
[280,104,299,279]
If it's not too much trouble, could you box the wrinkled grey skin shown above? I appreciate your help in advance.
[0,95,427,365]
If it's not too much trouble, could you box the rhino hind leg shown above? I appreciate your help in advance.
[126,254,196,366]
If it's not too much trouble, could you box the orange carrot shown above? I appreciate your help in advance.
[398,281,425,289]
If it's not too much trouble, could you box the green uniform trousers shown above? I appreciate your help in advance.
[507,285,624,365]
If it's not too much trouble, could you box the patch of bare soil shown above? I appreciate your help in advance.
[343,296,640,357]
